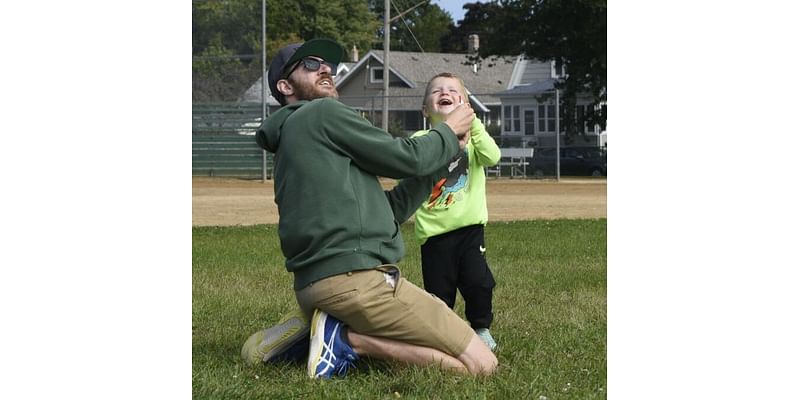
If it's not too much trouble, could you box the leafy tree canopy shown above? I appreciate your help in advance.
[369,1,455,52]
[193,0,378,101]
[441,2,505,53]
[483,0,607,136]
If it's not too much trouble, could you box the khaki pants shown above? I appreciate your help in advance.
[295,265,473,357]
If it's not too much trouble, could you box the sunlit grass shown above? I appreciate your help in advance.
[193,220,606,399]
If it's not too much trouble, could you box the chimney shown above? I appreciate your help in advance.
[351,44,359,62]
[467,34,479,54]
[467,34,480,73]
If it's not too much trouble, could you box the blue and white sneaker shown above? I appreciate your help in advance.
[475,328,498,352]
[307,309,359,379]
[241,308,310,366]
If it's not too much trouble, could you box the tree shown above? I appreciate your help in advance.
[192,0,379,101]
[394,3,454,52]
[296,0,379,57]
[468,0,607,140]
[441,2,505,53]
[369,1,455,52]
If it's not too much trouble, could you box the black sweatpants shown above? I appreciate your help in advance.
[420,224,496,330]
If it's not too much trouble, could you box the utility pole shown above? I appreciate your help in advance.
[261,0,268,182]
[555,88,560,182]
[382,0,390,131]
[380,1,428,132]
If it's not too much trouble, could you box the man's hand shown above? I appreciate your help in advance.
[457,131,471,150]
[443,103,475,145]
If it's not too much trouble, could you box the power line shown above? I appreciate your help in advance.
[391,0,426,54]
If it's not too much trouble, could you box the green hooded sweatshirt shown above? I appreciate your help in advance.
[256,97,461,289]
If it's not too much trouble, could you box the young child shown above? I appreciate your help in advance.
[411,72,502,351]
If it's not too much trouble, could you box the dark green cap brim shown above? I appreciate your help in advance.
[284,38,345,72]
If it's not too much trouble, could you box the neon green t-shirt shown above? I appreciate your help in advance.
[411,118,501,244]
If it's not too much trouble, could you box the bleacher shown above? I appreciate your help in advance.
[486,148,535,178]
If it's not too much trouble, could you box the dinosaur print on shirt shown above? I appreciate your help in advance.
[426,149,469,209]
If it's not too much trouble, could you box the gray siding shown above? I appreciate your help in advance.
[520,60,552,84]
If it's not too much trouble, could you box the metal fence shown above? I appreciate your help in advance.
[191,102,270,179]
[191,101,607,180]
[192,134,271,178]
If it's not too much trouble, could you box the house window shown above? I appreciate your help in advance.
[523,109,535,135]
[503,105,520,133]
[371,67,384,83]
[599,104,607,131]
[576,104,606,133]
[577,105,588,134]
[551,59,567,78]
[538,105,556,133]
[487,106,501,127]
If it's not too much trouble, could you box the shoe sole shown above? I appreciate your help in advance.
[241,314,309,365]
[307,309,328,379]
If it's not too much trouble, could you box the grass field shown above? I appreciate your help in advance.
[192,219,607,399]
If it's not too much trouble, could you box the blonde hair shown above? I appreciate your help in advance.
[422,72,468,110]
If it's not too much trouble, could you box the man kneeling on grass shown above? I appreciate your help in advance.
[241,38,497,379]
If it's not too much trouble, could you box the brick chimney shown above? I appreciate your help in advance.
[467,34,479,54]
[467,34,479,73]
[351,44,359,62]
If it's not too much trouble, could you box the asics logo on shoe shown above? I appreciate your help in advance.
[314,323,340,377]
[308,310,359,379]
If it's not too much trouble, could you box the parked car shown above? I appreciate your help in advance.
[532,147,607,177]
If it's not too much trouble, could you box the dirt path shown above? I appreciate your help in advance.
[192,177,606,226]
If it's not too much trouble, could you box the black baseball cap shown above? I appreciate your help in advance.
[268,38,345,106]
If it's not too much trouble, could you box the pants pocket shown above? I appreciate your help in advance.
[316,288,358,309]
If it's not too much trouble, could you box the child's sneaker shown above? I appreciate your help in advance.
[307,309,359,379]
[241,308,310,365]
[475,328,497,351]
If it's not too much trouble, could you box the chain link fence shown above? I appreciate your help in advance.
[192,57,606,179]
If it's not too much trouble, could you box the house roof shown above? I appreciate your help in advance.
[336,50,518,110]
[238,76,280,105]
[239,51,553,108]
[495,78,557,97]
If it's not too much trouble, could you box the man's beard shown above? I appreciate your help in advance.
[289,74,338,101]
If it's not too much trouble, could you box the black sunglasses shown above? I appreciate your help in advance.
[283,57,337,79]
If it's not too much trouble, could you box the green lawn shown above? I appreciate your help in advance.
[192,219,606,399]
